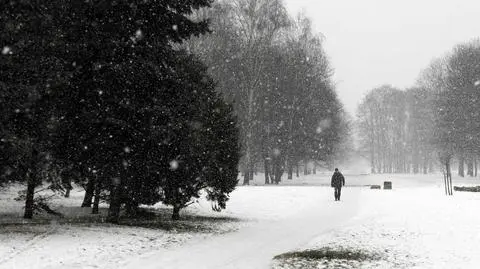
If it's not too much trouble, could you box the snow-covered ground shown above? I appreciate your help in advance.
[1,173,480,268]
[280,177,480,268]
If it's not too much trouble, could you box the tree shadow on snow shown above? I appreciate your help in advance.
[0,206,243,235]
[118,207,243,234]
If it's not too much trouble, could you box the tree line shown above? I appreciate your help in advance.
[357,39,480,187]
[187,0,352,185]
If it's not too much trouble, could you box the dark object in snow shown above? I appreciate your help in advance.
[370,185,381,189]
[453,186,480,192]
[383,181,392,190]
[274,247,381,261]
[331,168,345,201]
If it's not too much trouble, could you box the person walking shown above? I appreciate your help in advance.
[331,168,345,201]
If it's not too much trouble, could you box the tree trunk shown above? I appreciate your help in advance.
[296,164,299,177]
[92,178,101,214]
[64,188,71,198]
[467,159,474,177]
[444,158,453,196]
[106,177,122,224]
[313,162,316,174]
[24,172,36,219]
[264,158,270,184]
[443,170,448,195]
[272,157,281,184]
[242,84,255,186]
[126,200,139,217]
[423,155,428,174]
[172,205,180,220]
[63,176,72,198]
[242,167,250,185]
[288,164,293,180]
[458,156,465,177]
[250,163,255,182]
[475,158,478,177]
[24,149,39,219]
[81,178,95,207]
[370,112,375,174]
[370,150,375,174]
[448,163,453,195]
[303,162,308,175]
[413,151,419,174]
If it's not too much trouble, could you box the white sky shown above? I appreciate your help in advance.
[284,0,480,115]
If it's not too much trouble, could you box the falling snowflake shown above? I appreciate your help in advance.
[475,80,480,87]
[170,160,179,170]
[190,121,202,130]
[112,177,121,186]
[135,29,143,40]
[98,90,103,95]
[172,25,178,31]
[273,148,281,157]
[122,160,129,167]
[2,46,11,55]
[124,147,131,153]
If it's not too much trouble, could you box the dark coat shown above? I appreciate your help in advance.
[331,171,345,188]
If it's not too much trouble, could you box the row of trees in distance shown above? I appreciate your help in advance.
[357,39,480,185]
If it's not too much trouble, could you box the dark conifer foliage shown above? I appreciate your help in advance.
[159,53,240,220]
[0,0,66,218]
[1,0,240,222]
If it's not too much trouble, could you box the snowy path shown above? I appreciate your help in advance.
[124,186,362,269]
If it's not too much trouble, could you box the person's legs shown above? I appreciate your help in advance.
[336,187,342,201]
[334,187,339,200]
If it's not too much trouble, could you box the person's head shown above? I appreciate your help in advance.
[334,168,338,172]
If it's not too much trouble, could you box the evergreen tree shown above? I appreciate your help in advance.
[158,53,240,220]
[2,0,241,223]
[42,0,216,223]
[0,0,66,218]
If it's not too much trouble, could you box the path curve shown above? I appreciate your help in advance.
[124,187,363,269]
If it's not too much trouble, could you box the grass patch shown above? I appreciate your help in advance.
[274,247,381,261]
